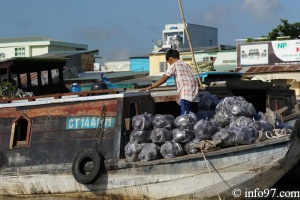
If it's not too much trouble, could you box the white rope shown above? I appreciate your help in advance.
[200,148,222,200]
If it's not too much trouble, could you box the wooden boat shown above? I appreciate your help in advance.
[0,58,300,199]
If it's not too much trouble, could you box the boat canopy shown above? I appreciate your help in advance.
[0,57,69,95]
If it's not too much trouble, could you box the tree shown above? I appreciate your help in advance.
[247,19,300,42]
[268,19,300,40]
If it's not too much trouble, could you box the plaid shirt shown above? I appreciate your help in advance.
[165,60,199,104]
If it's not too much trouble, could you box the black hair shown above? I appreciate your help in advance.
[166,49,180,61]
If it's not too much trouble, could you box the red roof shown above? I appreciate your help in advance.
[235,65,300,74]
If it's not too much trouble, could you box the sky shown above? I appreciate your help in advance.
[0,0,299,64]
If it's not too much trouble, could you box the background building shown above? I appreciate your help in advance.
[153,23,218,52]
[0,36,87,60]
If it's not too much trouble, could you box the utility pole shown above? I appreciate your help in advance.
[177,0,204,88]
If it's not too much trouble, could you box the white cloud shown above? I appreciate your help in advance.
[202,5,231,25]
[189,3,233,29]
[240,0,283,21]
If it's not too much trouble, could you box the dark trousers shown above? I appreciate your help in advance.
[180,99,196,115]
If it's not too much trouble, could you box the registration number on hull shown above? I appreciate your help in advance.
[66,116,115,130]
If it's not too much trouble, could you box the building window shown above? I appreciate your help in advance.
[15,47,25,57]
[10,114,32,149]
[209,40,213,46]
[202,57,210,62]
[159,62,168,72]
[0,53,5,59]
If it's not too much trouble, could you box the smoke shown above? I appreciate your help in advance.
[239,0,283,21]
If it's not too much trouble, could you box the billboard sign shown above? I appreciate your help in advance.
[237,39,300,67]
[240,44,268,65]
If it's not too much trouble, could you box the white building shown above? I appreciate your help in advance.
[103,61,130,72]
[0,36,87,60]
[153,23,218,52]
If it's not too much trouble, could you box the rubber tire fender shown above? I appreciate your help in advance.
[72,148,104,184]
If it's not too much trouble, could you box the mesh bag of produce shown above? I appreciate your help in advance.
[249,121,263,131]
[174,112,197,130]
[196,109,216,121]
[215,96,245,113]
[214,110,231,128]
[198,92,219,110]
[130,129,152,144]
[132,113,154,130]
[151,128,173,145]
[152,114,175,130]
[232,126,259,145]
[184,138,201,154]
[229,116,254,129]
[211,128,237,148]
[125,142,145,159]
[258,117,274,131]
[252,111,274,131]
[231,101,256,117]
[160,141,185,158]
[172,128,194,143]
[138,143,161,161]
[215,96,256,118]
[193,119,219,140]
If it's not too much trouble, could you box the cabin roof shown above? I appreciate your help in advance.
[0,57,68,74]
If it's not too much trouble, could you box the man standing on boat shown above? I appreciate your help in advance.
[141,49,199,114]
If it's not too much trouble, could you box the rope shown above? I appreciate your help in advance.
[93,106,106,151]
[200,147,222,200]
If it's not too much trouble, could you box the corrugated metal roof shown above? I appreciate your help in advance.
[0,36,61,43]
[66,71,149,82]
[114,75,160,86]
[235,65,300,74]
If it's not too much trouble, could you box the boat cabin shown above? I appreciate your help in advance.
[0,57,69,96]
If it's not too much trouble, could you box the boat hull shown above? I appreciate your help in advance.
[0,136,297,200]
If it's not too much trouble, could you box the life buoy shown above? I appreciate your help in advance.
[72,148,104,184]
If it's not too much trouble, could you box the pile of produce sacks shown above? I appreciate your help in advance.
[125,95,292,162]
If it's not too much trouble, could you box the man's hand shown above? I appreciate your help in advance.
[140,86,152,92]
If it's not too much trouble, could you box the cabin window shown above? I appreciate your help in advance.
[41,71,48,85]
[15,47,25,57]
[10,114,32,149]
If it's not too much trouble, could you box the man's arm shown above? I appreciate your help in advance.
[140,75,169,92]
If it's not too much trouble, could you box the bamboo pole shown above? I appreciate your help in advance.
[177,0,204,88]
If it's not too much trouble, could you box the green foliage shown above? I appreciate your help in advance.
[246,19,300,42]
[0,81,16,98]
[268,19,300,40]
